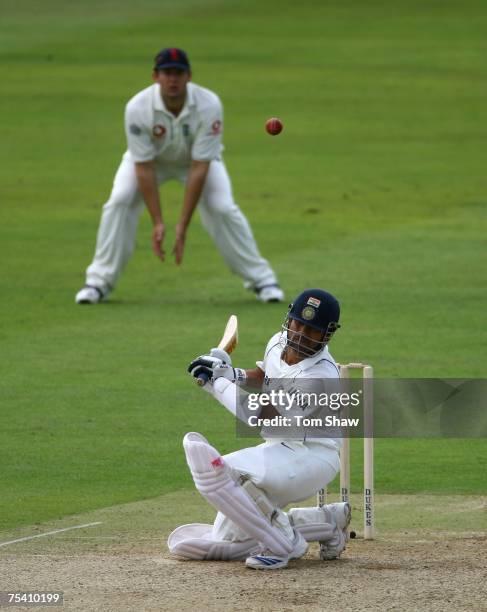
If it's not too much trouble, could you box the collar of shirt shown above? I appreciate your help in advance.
[279,331,331,371]
[152,82,195,118]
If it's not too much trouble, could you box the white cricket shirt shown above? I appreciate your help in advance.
[124,82,224,165]
[259,332,340,381]
[257,332,342,449]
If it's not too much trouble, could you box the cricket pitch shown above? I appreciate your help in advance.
[1,492,486,611]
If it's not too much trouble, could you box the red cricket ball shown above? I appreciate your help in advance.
[265,117,283,136]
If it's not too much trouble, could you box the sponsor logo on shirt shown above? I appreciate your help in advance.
[129,124,142,135]
[182,124,190,137]
[152,124,166,138]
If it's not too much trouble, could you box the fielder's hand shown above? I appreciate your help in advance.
[152,222,166,261]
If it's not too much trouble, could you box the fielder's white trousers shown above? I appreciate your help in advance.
[212,439,340,541]
[85,153,277,293]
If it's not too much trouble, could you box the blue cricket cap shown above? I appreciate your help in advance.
[288,289,340,333]
[154,48,191,71]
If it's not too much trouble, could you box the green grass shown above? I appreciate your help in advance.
[1,491,486,557]
[1,0,486,531]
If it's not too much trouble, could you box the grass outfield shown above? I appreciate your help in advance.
[1,0,486,531]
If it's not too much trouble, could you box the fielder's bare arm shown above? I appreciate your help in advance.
[168,288,352,570]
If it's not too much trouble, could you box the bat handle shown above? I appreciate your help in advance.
[196,372,210,386]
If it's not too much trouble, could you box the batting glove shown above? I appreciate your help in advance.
[210,347,232,365]
[187,354,224,380]
[212,364,247,384]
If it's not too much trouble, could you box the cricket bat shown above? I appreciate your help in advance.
[196,315,238,386]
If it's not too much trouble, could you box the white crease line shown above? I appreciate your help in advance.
[0,522,103,547]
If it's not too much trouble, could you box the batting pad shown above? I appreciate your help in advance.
[288,507,336,542]
[183,432,294,556]
[167,523,258,561]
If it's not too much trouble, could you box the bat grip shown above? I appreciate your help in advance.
[196,372,210,386]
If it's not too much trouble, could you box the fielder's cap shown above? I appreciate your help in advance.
[288,288,340,333]
[154,48,191,71]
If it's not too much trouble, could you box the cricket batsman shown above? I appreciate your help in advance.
[168,289,351,570]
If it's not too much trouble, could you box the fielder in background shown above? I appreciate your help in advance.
[168,289,351,570]
[75,47,283,304]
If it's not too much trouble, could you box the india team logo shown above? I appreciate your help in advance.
[153,124,166,138]
[211,120,222,135]
[301,306,316,320]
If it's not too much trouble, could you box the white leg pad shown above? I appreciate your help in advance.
[288,507,336,542]
[167,523,258,561]
[183,432,294,556]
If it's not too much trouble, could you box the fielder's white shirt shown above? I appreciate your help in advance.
[124,82,224,165]
[257,332,341,449]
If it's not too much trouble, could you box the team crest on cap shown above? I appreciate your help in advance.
[307,297,321,308]
[301,306,316,320]
[153,124,166,138]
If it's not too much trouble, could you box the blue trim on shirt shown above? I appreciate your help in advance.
[314,358,340,376]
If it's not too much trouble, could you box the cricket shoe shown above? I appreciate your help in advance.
[256,284,284,303]
[75,285,106,304]
[245,530,308,570]
[319,502,352,560]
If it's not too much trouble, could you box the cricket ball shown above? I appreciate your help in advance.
[265,117,283,135]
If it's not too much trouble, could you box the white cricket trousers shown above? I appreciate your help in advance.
[85,153,277,293]
[212,439,340,541]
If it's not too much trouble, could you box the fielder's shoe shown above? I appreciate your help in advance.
[75,285,105,304]
[245,530,308,570]
[319,502,352,560]
[256,284,284,303]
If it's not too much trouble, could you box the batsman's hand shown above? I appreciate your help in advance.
[210,348,232,365]
[212,364,247,384]
[152,222,166,261]
[187,354,224,381]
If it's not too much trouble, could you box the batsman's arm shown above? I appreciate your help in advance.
[135,161,165,260]
[243,367,265,388]
[211,378,259,424]
[212,367,264,414]
[239,367,280,418]
[212,373,278,422]
[190,358,276,421]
